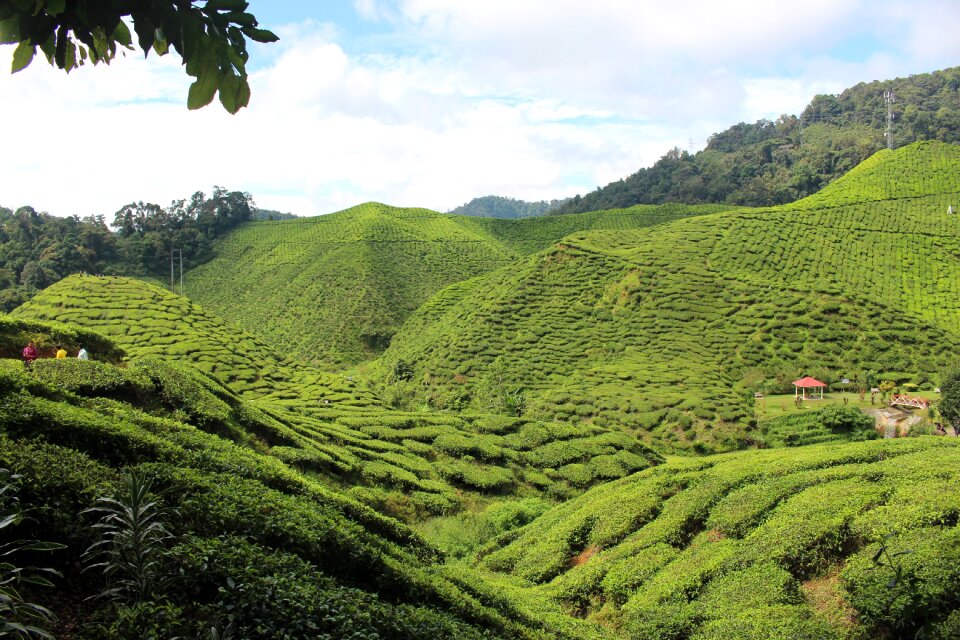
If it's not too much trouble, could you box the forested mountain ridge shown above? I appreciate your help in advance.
[449,195,569,218]
[555,66,960,214]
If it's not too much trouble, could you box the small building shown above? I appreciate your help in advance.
[793,376,827,400]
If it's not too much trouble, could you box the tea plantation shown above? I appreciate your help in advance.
[9,275,372,406]
[183,201,729,367]
[0,326,616,638]
[375,141,960,453]
[3,142,960,638]
[5,291,664,518]
[474,436,960,639]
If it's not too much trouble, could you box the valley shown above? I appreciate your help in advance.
[3,132,960,640]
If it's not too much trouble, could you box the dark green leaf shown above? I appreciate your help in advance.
[187,61,219,109]
[217,71,241,113]
[224,11,256,27]
[9,0,34,12]
[180,14,201,62]
[38,33,54,62]
[11,40,35,73]
[0,16,21,44]
[43,0,66,16]
[240,26,278,44]
[112,20,133,48]
[63,37,75,71]
[235,74,250,110]
[131,14,155,55]
[204,0,248,12]
[53,23,67,68]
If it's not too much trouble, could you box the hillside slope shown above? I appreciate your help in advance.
[476,436,960,639]
[9,275,372,406]
[376,141,960,453]
[184,201,728,368]
[7,286,664,518]
[555,66,960,213]
[0,347,611,639]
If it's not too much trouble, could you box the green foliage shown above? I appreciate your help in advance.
[0,314,123,362]
[937,367,960,430]
[555,67,960,212]
[480,437,960,636]
[416,498,551,560]
[378,141,960,453]
[11,275,372,405]
[183,201,726,368]
[449,195,567,219]
[0,468,63,639]
[758,405,879,448]
[0,0,277,113]
[82,470,176,603]
[0,371,561,639]
[842,528,960,637]
[0,188,255,310]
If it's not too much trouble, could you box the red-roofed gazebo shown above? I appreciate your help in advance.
[793,376,826,400]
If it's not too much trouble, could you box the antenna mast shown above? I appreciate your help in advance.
[884,90,896,150]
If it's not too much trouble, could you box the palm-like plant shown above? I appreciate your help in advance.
[0,469,63,639]
[82,470,176,603]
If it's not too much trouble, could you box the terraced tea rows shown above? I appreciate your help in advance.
[9,275,373,406]
[185,202,728,367]
[6,287,664,517]
[0,341,612,639]
[376,142,960,452]
[267,404,663,517]
[475,436,960,639]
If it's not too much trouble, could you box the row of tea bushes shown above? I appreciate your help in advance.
[376,142,960,453]
[475,436,960,639]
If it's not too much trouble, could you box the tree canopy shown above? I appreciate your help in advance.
[555,67,960,214]
[0,0,277,113]
[0,187,253,311]
[937,368,960,430]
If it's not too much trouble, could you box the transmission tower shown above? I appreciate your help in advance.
[884,90,896,150]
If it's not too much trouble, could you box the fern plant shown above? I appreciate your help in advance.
[0,469,63,639]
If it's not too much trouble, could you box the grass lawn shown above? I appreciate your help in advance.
[755,390,940,418]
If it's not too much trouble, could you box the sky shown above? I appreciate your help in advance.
[1,0,959,219]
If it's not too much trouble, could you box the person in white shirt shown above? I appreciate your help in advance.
[77,346,89,361]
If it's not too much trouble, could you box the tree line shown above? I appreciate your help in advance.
[555,67,960,214]
[0,187,253,311]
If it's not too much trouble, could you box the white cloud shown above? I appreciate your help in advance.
[0,1,957,218]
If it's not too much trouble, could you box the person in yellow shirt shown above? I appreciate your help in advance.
[55,345,67,359]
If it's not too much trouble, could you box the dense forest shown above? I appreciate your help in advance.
[448,195,568,218]
[0,187,254,311]
[555,66,960,213]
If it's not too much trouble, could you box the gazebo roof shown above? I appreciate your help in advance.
[792,376,827,388]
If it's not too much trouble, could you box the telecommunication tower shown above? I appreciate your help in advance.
[884,90,896,150]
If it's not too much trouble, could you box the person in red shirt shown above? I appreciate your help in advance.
[22,341,38,367]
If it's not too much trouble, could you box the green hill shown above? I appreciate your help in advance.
[6,284,664,517]
[183,201,729,368]
[0,348,609,638]
[8,275,371,406]
[375,141,960,453]
[474,436,960,639]
[555,67,960,214]
[3,336,957,637]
